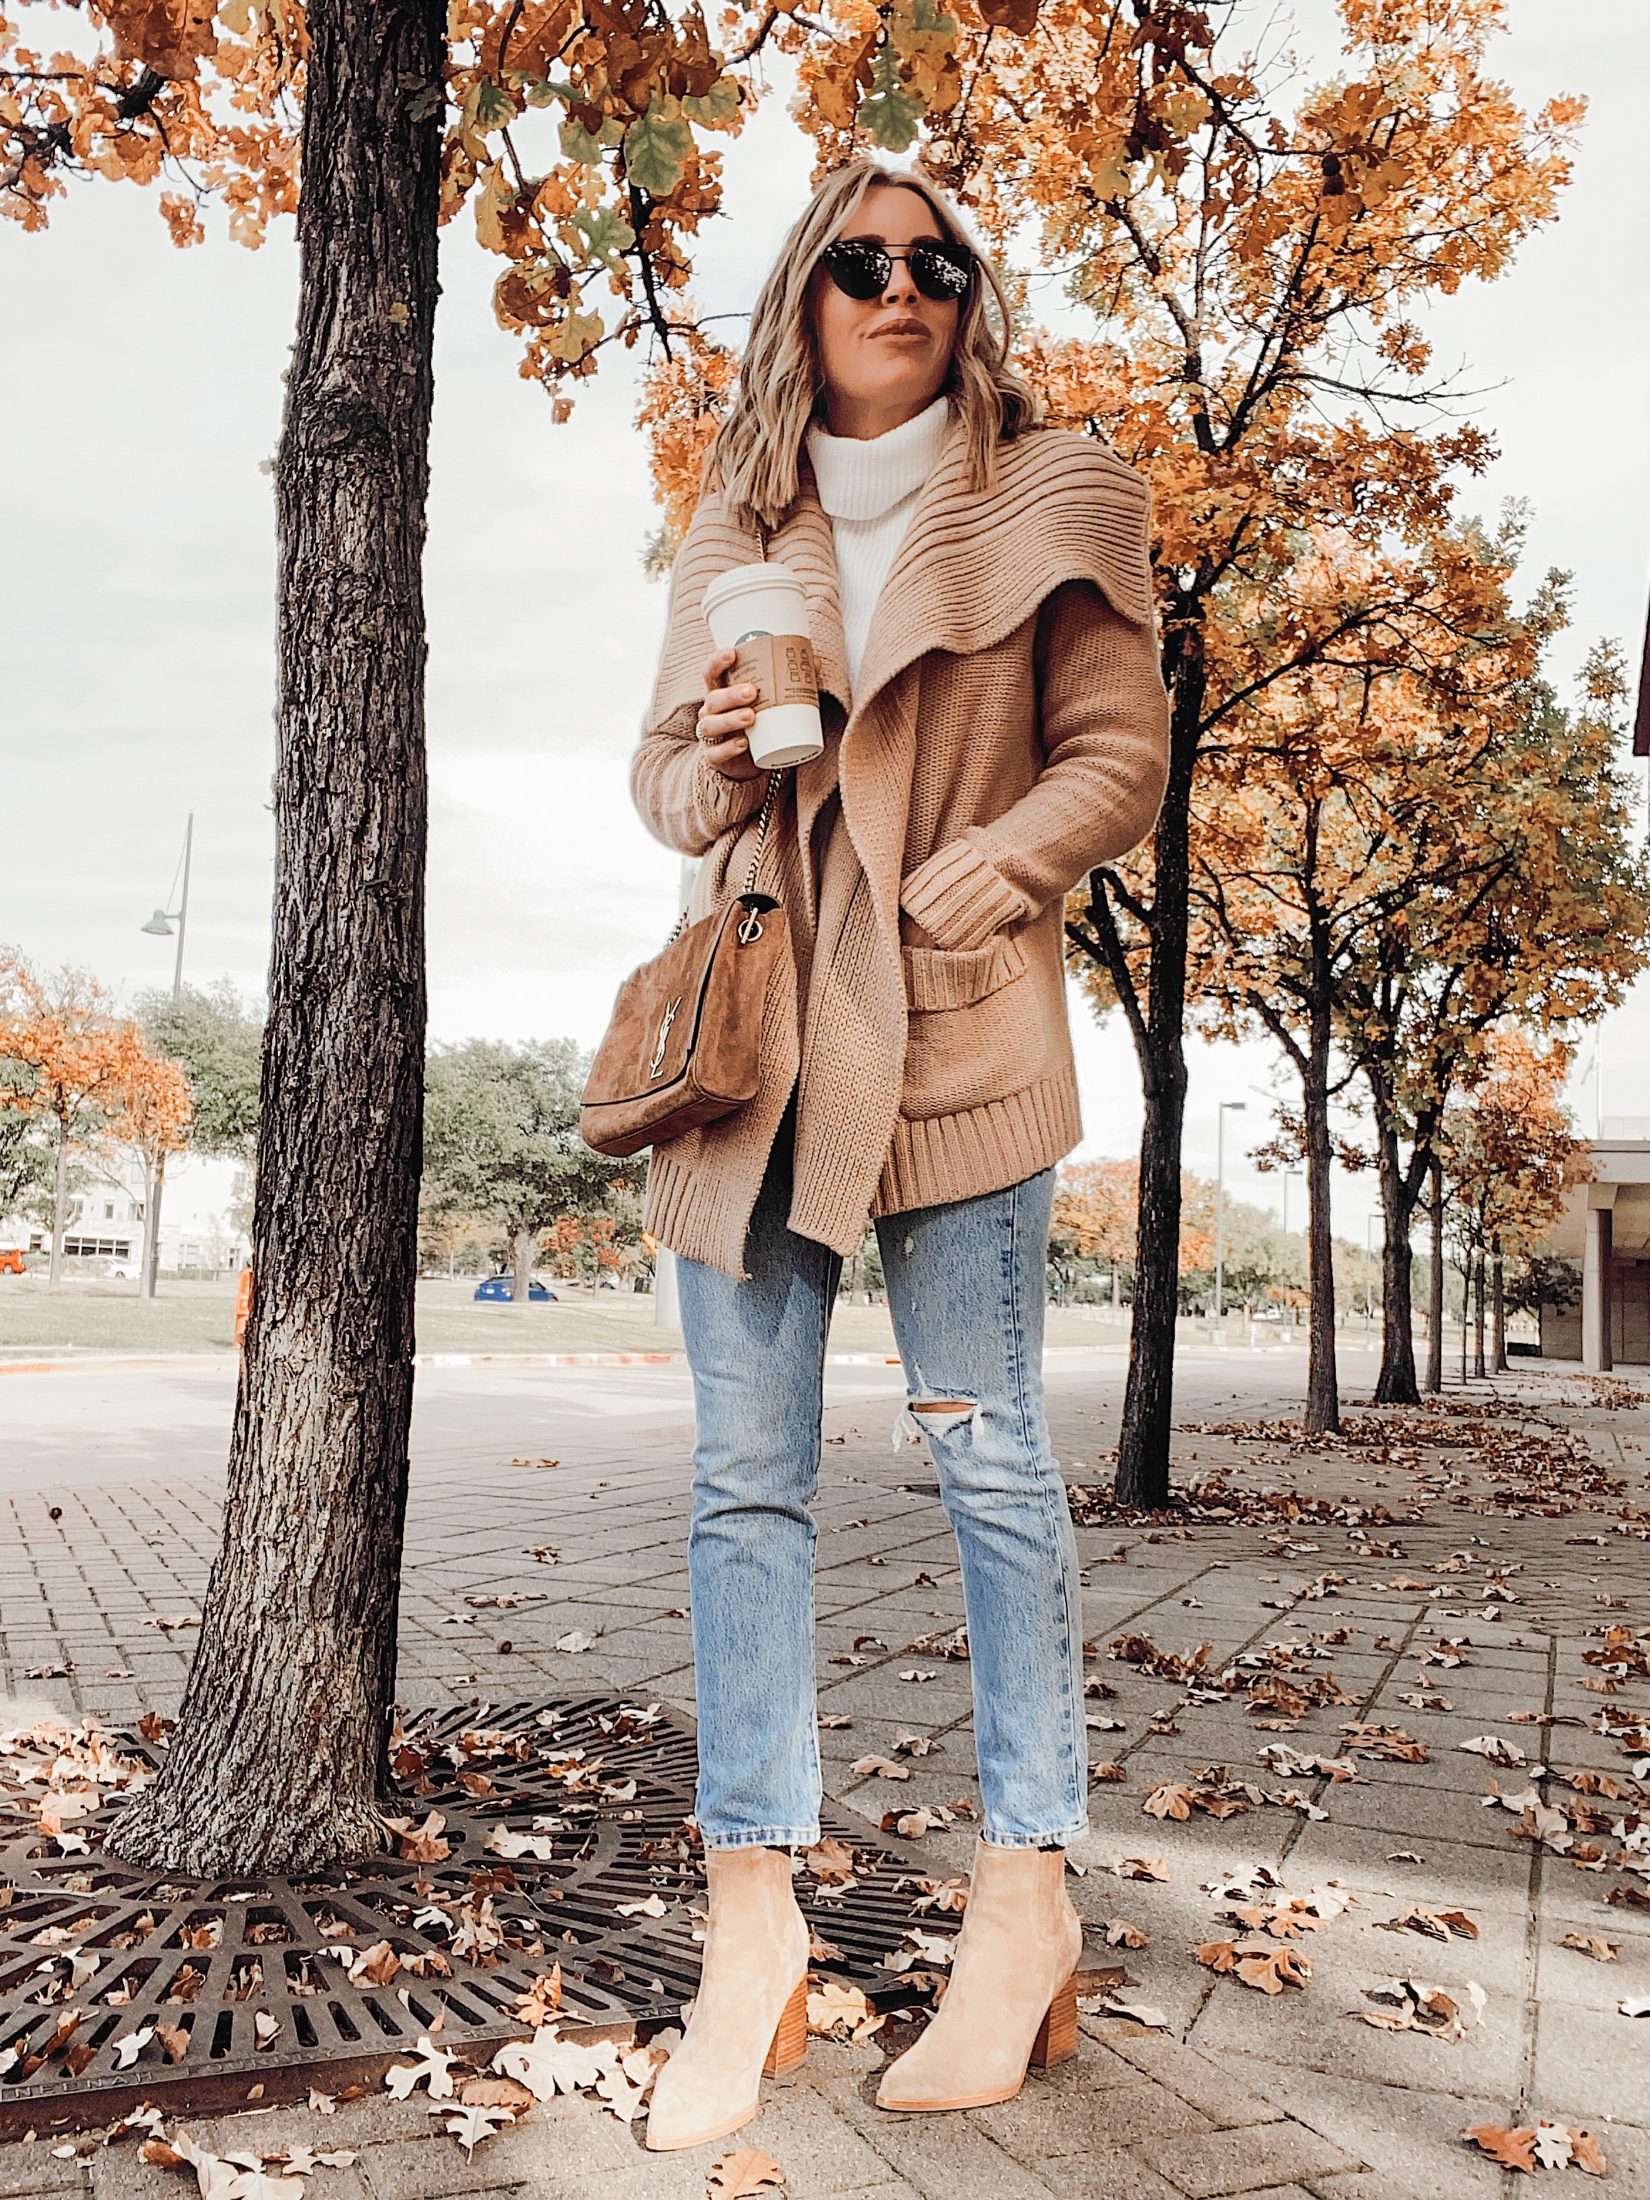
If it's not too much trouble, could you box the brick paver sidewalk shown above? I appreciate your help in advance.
[2,1354,1646,2199]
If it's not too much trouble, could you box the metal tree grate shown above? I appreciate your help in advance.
[0,1694,970,2136]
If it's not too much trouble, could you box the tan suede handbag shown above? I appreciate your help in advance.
[579,767,791,1158]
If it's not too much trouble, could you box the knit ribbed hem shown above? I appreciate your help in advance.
[898,835,1030,952]
[873,1067,1082,1218]
[693,750,767,839]
[644,1146,753,1281]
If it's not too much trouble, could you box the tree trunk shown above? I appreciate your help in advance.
[107,0,442,1877]
[48,1121,68,1289]
[142,1151,168,1300]
[1472,1251,1487,1379]
[1492,1244,1507,1372]
[1458,1261,1469,1383]
[1302,1012,1339,1433]
[1113,647,1201,1508]
[1372,1127,1420,1405]
[1425,1160,1444,1394]
[512,1227,535,1305]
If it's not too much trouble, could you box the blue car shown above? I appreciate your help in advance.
[473,1277,557,1302]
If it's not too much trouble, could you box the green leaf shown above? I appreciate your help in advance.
[857,42,923,153]
[558,114,605,164]
[572,204,635,271]
[473,78,517,130]
[622,105,693,197]
[405,82,444,123]
[681,76,740,128]
[908,0,958,32]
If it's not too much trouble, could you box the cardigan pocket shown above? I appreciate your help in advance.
[900,932,1039,1120]
[901,931,1028,1012]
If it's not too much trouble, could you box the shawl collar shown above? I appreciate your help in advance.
[642,421,1158,954]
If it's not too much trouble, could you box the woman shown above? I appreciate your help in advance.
[630,157,1170,2152]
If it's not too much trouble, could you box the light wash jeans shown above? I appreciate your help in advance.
[676,1107,1089,1853]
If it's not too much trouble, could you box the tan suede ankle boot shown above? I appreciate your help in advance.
[875,1835,1083,2112]
[643,1844,812,2151]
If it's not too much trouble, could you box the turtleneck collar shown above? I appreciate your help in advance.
[804,393,954,523]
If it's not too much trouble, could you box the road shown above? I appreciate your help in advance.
[0,1335,1342,1494]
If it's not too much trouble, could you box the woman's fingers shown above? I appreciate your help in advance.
[699,730,763,780]
[698,646,762,776]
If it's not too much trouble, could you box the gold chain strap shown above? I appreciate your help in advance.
[668,510,785,948]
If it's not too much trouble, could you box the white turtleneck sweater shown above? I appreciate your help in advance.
[803,393,952,689]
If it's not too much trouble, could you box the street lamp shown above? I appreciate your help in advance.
[1214,1100,1247,1325]
[139,814,193,1298]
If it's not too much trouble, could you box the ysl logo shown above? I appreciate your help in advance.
[648,995,683,1079]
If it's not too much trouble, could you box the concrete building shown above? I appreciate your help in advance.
[1538,1121,1650,1368]
[0,1154,249,1276]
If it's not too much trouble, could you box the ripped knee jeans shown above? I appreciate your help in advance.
[675,1139,1089,1853]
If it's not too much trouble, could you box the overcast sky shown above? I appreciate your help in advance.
[3,0,1646,1246]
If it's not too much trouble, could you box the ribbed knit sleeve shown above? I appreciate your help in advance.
[898,577,1170,949]
[629,492,767,855]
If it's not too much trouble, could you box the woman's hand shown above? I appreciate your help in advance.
[696,647,766,781]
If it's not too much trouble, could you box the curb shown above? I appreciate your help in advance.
[0,1344,1121,1376]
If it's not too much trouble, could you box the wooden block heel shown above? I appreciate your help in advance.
[1028,1970,1079,2069]
[762,1973,809,2076]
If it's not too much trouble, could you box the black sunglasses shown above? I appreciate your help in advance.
[816,238,974,304]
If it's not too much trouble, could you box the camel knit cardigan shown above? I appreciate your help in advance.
[629,412,1171,1281]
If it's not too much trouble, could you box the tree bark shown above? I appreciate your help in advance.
[1472,1251,1487,1380]
[108,0,442,1876]
[1113,641,1201,1508]
[1372,1123,1420,1404]
[512,1227,535,1306]
[1492,1244,1507,1372]
[1302,1009,1340,1433]
[48,1121,68,1289]
[1425,1160,1444,1393]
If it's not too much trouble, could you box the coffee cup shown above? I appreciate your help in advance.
[702,561,825,769]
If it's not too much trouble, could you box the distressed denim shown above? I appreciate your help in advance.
[676,1111,1089,1853]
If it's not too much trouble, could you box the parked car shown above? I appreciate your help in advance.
[473,1276,557,1303]
[0,1249,24,1275]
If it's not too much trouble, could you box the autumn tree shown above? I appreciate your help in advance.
[1337,635,1649,1401]
[0,951,56,1233]
[7,0,873,1873]
[106,1043,194,1292]
[1440,1030,1590,1377]
[797,0,1569,1502]
[1178,517,1536,1426]
[0,955,151,1287]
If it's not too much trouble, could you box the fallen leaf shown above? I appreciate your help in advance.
[384,2036,456,2101]
[1083,1993,1165,2030]
[707,2147,788,2195]
[1104,1918,1149,1948]
[1558,1933,1619,1962]
[433,2101,513,2156]
[458,2075,534,2115]
[1143,1782,1197,1821]
[1194,1940,1311,1994]
[806,1979,883,2041]
[346,1940,401,1986]
[1382,1906,1479,1943]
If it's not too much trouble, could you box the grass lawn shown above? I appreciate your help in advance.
[0,1272,1130,1359]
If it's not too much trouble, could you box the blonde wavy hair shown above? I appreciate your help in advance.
[702,158,1042,536]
